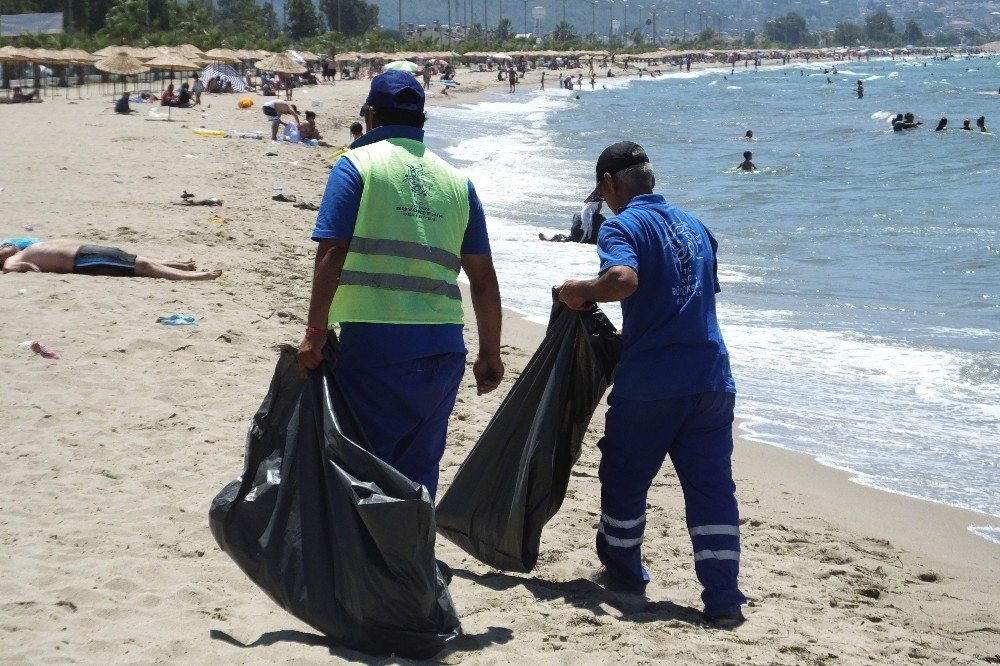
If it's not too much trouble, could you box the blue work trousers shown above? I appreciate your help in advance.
[335,352,466,500]
[596,391,746,615]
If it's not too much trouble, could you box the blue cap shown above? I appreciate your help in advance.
[361,69,425,115]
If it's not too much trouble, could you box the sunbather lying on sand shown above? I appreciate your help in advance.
[0,239,221,280]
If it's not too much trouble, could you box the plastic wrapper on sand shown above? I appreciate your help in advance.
[209,344,460,659]
[436,304,622,572]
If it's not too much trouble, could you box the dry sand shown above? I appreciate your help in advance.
[1,68,998,664]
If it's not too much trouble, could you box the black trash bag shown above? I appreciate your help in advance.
[435,303,621,573]
[209,342,461,659]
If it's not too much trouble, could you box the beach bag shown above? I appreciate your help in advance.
[209,342,460,659]
[436,303,621,572]
[282,121,301,142]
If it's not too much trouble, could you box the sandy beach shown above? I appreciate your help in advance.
[1,66,998,664]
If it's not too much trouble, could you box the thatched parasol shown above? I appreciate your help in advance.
[95,51,150,75]
[58,48,96,64]
[203,48,241,63]
[254,52,306,74]
[296,50,320,62]
[145,51,201,72]
[175,44,206,60]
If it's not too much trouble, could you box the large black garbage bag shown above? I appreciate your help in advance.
[435,304,621,573]
[209,344,461,659]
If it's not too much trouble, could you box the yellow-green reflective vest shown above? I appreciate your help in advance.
[329,137,470,326]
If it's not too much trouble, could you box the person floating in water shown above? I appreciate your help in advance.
[902,112,922,129]
[976,116,988,132]
[738,151,756,171]
[892,113,905,131]
[960,118,973,131]
[856,80,864,99]
[744,130,753,140]
[934,118,948,131]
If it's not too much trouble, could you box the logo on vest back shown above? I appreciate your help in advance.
[403,164,430,197]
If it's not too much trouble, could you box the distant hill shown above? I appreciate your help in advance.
[265,1,997,36]
[353,0,998,35]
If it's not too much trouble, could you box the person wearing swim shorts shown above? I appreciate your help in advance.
[0,240,221,280]
[262,99,300,141]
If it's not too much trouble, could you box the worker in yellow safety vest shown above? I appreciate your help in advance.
[297,70,504,500]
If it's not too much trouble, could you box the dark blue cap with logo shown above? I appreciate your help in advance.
[360,69,425,116]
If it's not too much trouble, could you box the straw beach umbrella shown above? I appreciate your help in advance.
[144,52,200,119]
[94,51,149,96]
[145,51,201,74]
[203,48,241,64]
[95,51,149,75]
[254,52,306,75]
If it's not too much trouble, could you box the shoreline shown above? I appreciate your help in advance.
[442,61,1000,548]
[482,291,1000,574]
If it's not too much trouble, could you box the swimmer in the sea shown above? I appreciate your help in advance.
[744,130,753,140]
[934,118,948,131]
[738,151,756,171]
[901,112,922,129]
[960,118,973,131]
[976,116,987,132]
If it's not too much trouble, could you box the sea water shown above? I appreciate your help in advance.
[426,55,1000,544]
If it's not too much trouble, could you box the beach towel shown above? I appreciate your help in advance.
[436,303,621,572]
[209,343,460,658]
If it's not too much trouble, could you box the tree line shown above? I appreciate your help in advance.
[0,2,988,53]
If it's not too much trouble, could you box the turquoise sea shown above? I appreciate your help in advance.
[426,55,1000,543]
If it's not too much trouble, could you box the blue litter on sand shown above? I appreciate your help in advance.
[157,313,197,326]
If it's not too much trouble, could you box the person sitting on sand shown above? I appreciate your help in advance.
[349,121,363,142]
[115,91,134,115]
[12,86,42,103]
[161,83,176,107]
[738,151,757,171]
[262,99,300,141]
[298,111,332,147]
[176,83,192,108]
[0,239,221,280]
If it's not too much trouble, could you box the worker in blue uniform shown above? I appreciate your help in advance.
[556,141,747,629]
[296,70,504,500]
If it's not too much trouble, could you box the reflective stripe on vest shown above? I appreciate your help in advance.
[329,138,470,325]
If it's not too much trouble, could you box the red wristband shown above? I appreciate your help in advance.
[305,325,328,336]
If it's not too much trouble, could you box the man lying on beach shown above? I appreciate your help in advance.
[0,239,222,280]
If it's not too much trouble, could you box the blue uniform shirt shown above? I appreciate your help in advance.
[598,193,735,400]
[311,125,491,368]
